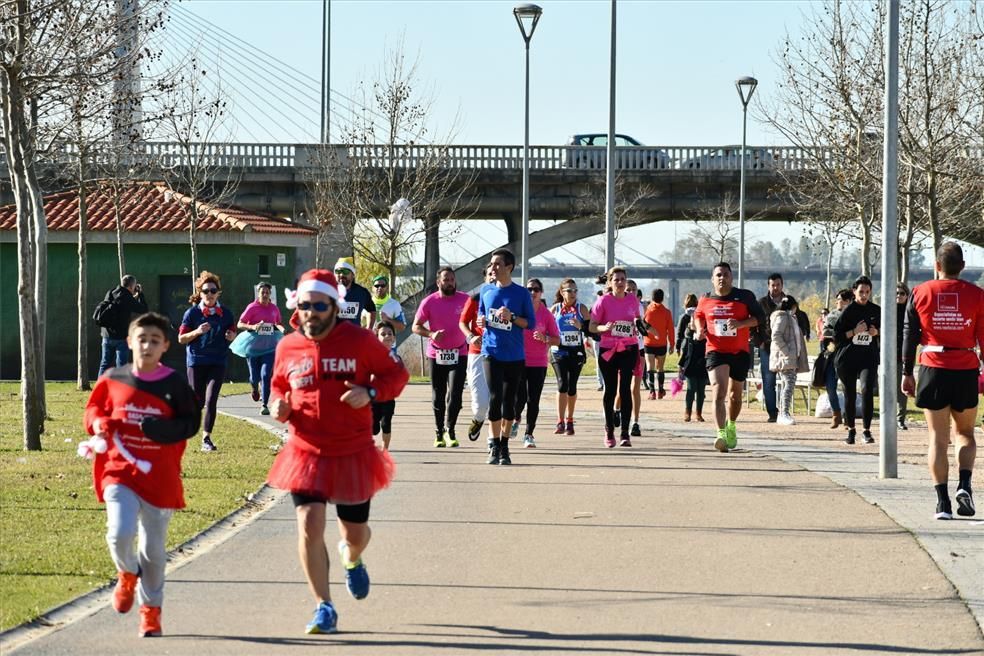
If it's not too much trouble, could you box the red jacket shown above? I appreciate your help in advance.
[272,321,409,456]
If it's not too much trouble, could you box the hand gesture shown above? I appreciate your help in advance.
[380,311,392,323]
[868,325,879,338]
[271,391,292,422]
[199,322,211,335]
[570,316,582,330]
[725,318,739,331]
[495,306,513,323]
[475,314,485,329]
[900,374,916,397]
[340,381,371,409]
[854,320,868,334]
[430,329,445,343]
[533,330,545,343]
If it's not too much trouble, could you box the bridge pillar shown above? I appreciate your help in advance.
[503,213,521,247]
[422,215,440,295]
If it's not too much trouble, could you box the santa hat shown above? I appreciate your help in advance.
[333,257,356,274]
[296,269,346,302]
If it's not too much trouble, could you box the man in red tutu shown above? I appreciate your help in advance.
[267,269,409,635]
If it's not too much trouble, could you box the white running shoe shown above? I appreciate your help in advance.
[777,414,795,426]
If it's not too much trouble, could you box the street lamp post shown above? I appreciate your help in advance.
[735,76,758,289]
[514,3,542,282]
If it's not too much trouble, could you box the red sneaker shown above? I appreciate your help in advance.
[648,391,657,400]
[139,605,162,637]
[113,571,138,614]
[554,421,565,434]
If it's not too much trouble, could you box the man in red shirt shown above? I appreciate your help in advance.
[460,265,495,441]
[268,269,409,635]
[694,262,766,453]
[902,242,984,520]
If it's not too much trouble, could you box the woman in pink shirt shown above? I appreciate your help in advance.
[236,282,284,415]
[590,267,641,447]
[514,279,560,448]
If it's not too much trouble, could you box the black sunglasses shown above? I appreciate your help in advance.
[373,283,387,288]
[201,288,219,294]
[297,301,331,312]
[562,288,577,293]
[527,287,542,293]
[334,269,351,275]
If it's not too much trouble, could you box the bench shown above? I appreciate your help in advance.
[745,355,817,415]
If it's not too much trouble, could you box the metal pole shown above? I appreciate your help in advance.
[521,40,531,281]
[738,104,748,289]
[604,0,617,271]
[879,0,900,479]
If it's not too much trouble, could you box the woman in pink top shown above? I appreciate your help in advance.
[514,279,560,448]
[589,267,641,447]
[236,282,284,415]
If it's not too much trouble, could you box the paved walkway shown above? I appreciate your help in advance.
[6,383,983,655]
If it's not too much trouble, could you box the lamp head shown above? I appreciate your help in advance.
[514,3,543,43]
[736,76,758,107]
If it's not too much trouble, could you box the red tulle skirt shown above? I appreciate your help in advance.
[267,440,395,504]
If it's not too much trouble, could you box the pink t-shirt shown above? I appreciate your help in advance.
[523,302,561,368]
[591,293,641,350]
[239,301,282,327]
[415,291,469,359]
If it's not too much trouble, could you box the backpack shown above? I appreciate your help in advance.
[92,298,120,328]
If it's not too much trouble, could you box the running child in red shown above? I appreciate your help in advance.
[81,313,201,638]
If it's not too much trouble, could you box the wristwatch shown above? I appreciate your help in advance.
[367,387,377,401]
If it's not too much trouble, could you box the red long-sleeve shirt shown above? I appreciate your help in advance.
[271,320,409,456]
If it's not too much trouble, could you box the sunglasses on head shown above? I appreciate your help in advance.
[201,287,219,294]
[297,301,331,312]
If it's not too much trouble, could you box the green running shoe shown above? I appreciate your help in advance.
[714,428,729,453]
[725,421,738,449]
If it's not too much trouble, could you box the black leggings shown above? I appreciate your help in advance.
[551,354,583,395]
[484,357,525,423]
[599,347,637,433]
[188,364,225,433]
[837,360,877,430]
[430,358,467,433]
[515,366,547,435]
[685,375,706,415]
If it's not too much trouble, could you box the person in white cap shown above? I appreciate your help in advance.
[333,257,375,328]
[267,269,408,635]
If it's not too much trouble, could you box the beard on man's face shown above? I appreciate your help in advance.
[440,283,456,295]
[301,307,337,338]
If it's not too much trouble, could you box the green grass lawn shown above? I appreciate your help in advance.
[0,382,278,631]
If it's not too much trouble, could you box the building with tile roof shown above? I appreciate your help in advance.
[0,182,317,379]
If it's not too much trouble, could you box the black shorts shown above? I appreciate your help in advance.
[915,367,979,412]
[706,350,751,382]
[644,346,668,357]
[290,494,372,524]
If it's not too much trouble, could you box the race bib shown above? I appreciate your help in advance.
[714,319,737,337]
[852,332,872,346]
[561,331,583,347]
[612,321,633,338]
[436,349,459,365]
[487,309,512,331]
[257,324,274,336]
[338,301,359,320]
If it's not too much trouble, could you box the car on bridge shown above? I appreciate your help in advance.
[679,146,775,170]
[564,133,671,170]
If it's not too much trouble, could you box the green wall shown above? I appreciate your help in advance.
[1,240,298,380]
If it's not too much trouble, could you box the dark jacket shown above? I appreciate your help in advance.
[757,294,811,345]
[101,286,149,340]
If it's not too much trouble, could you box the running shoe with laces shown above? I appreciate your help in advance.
[714,428,729,453]
[725,422,738,450]
[604,429,616,448]
[630,422,641,437]
[565,420,575,436]
[619,436,632,447]
[338,540,370,599]
[113,571,138,613]
[444,430,459,448]
[554,421,565,435]
[467,419,483,441]
[260,405,270,416]
[487,440,500,465]
[935,498,953,520]
[434,430,446,448]
[955,487,976,517]
[862,430,875,444]
[510,420,520,438]
[305,601,338,634]
[201,436,217,452]
[139,605,162,637]
[498,440,512,465]
[523,435,536,448]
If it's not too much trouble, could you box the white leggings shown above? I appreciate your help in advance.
[104,484,173,608]
[467,352,490,422]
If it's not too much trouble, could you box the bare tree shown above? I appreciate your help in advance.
[152,55,240,285]
[305,42,475,291]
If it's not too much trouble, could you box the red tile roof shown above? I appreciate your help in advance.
[0,182,314,235]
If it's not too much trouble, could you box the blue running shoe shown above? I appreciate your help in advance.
[305,601,338,634]
[338,540,370,600]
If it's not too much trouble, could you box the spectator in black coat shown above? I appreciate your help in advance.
[97,275,149,377]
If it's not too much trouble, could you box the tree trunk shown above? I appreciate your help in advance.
[859,207,872,278]
[189,199,199,285]
[926,169,942,257]
[824,237,834,308]
[77,174,91,391]
[2,69,45,450]
[899,166,915,285]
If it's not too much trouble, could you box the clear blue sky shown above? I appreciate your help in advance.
[168,1,982,269]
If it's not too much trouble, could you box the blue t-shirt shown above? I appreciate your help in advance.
[478,282,535,362]
[181,303,237,367]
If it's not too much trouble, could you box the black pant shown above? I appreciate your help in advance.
[685,375,706,415]
[551,354,583,396]
[515,366,547,435]
[484,357,525,423]
[599,346,637,434]
[837,359,877,430]
[431,358,467,433]
[188,364,225,434]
